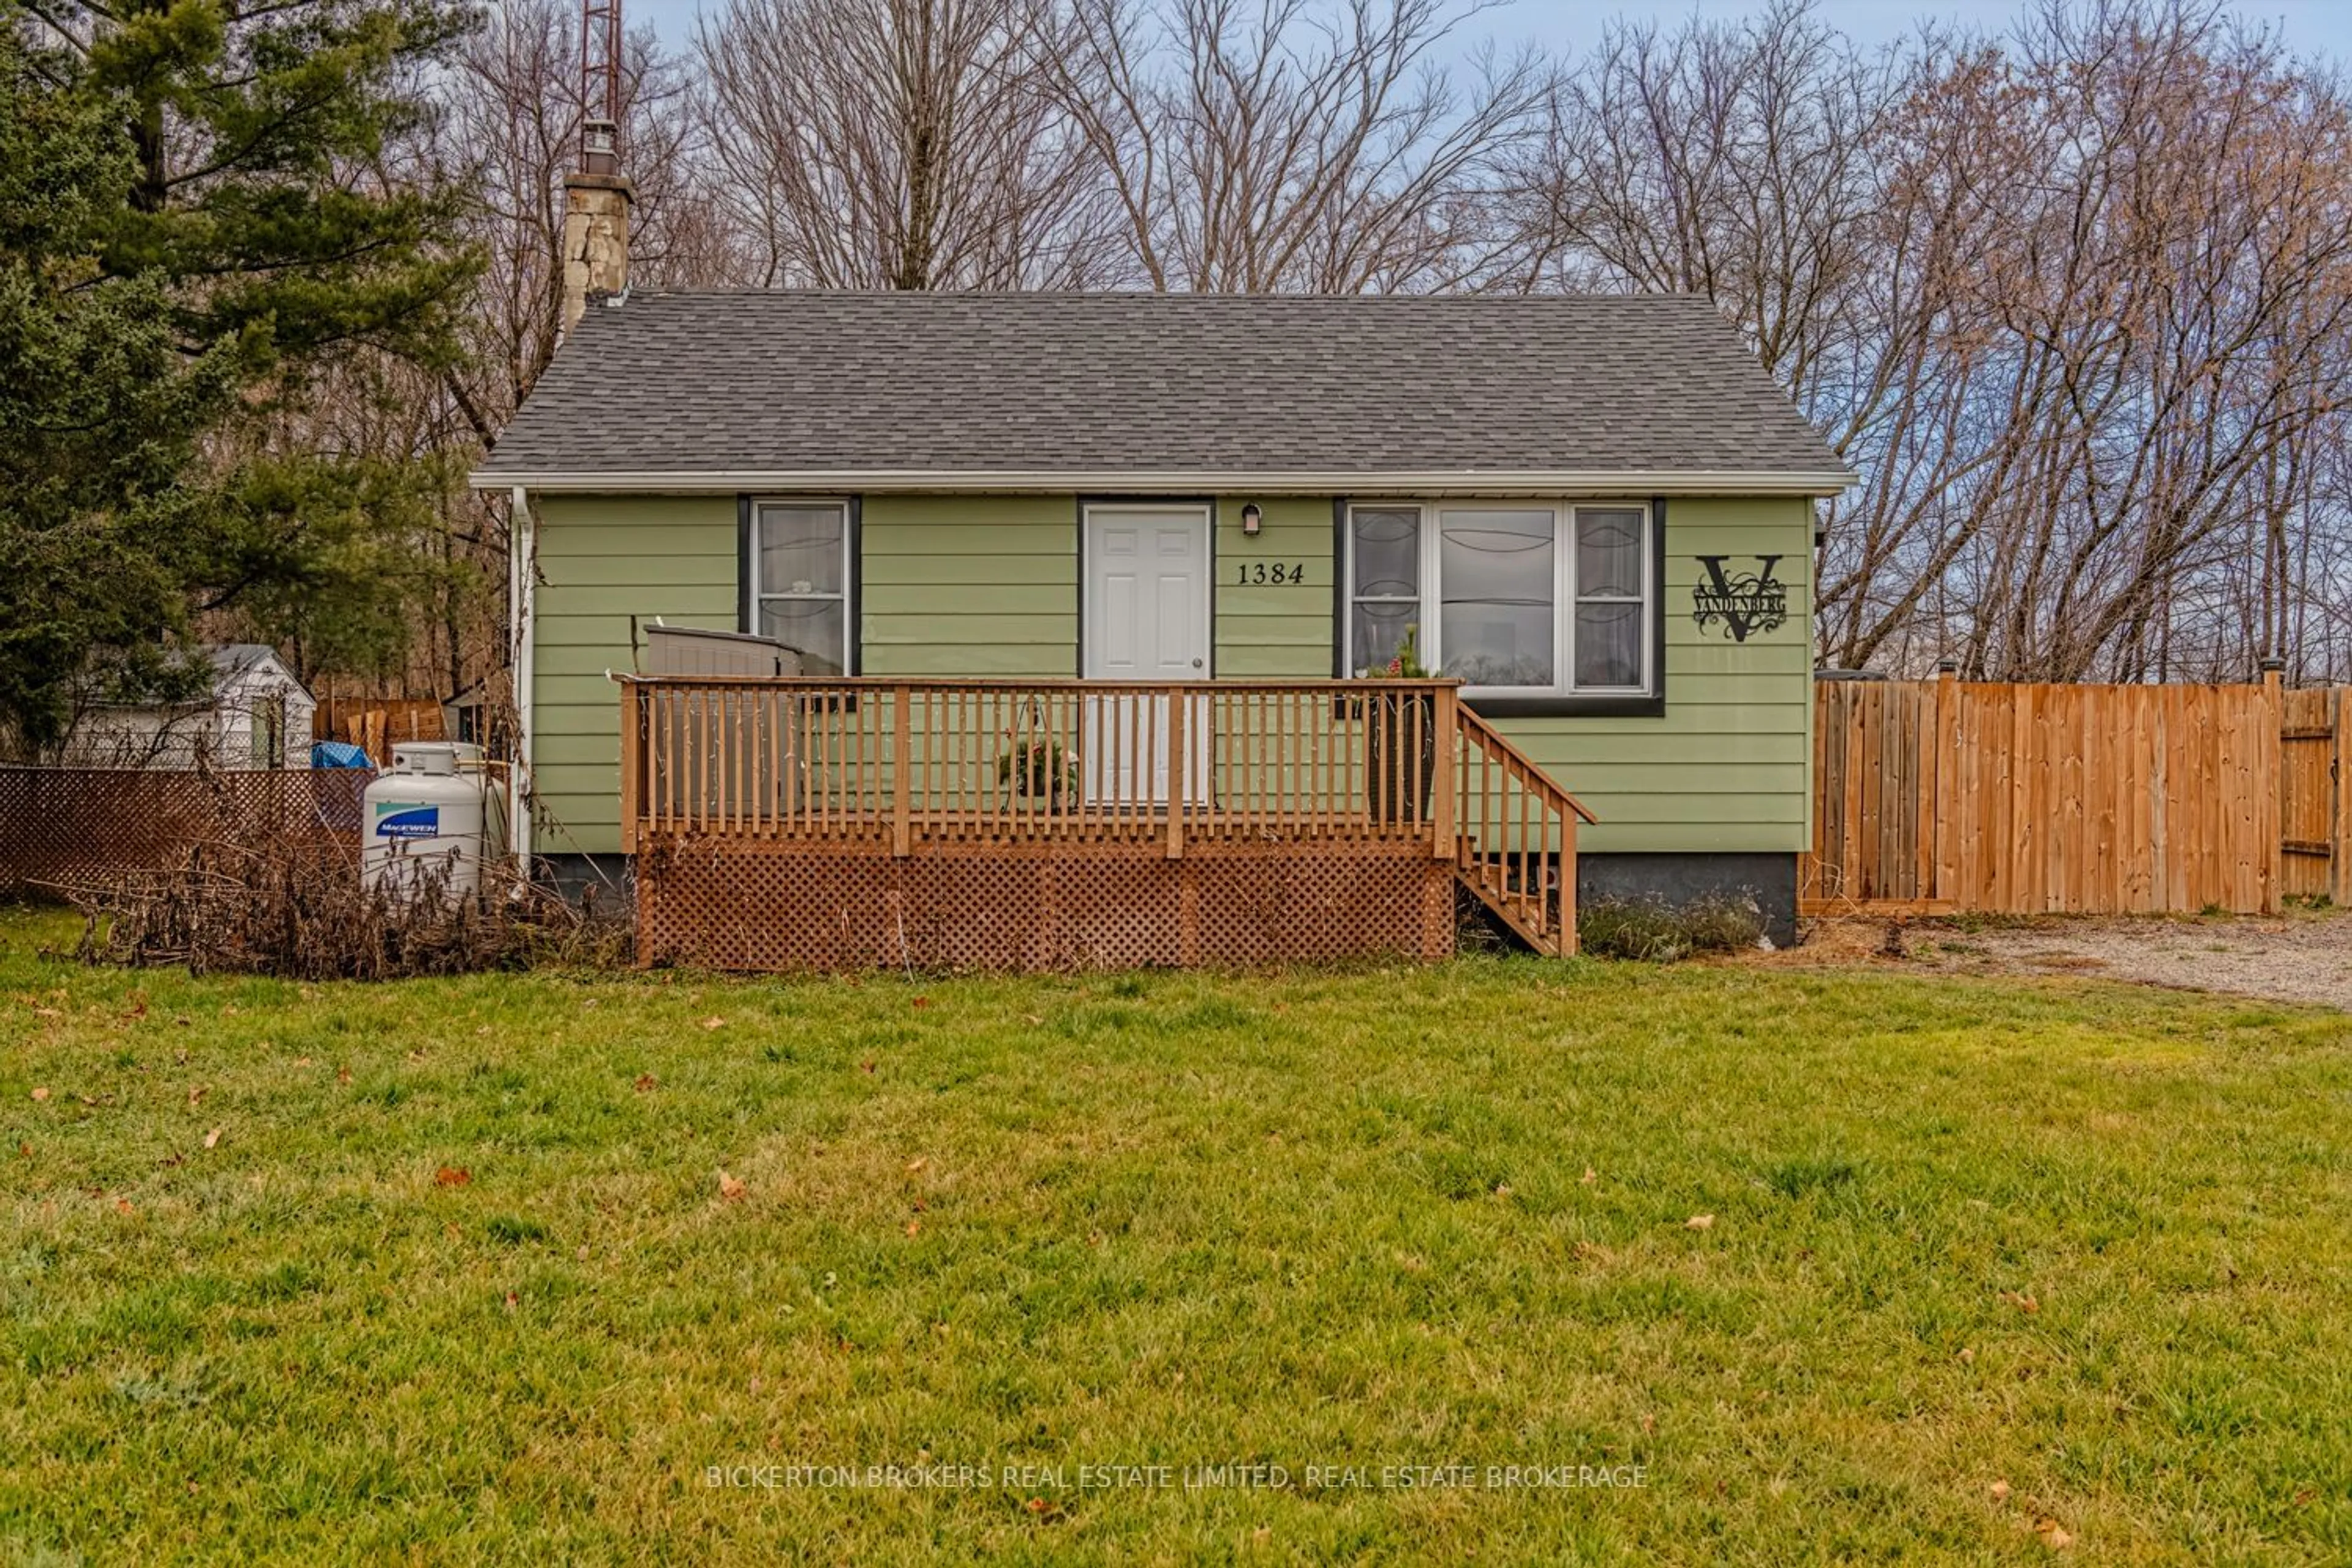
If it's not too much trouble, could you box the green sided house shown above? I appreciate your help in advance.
[473,290,1850,968]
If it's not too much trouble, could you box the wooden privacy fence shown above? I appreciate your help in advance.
[0,767,371,895]
[318,699,446,765]
[1803,674,2352,917]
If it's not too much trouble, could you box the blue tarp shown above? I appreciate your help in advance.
[311,740,373,769]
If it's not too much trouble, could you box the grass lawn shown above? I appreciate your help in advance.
[3,906,2350,1564]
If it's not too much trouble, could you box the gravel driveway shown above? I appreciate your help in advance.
[1782,910,2352,1011]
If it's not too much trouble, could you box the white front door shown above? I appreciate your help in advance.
[1083,505,1212,805]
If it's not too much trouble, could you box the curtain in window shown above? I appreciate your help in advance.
[756,503,848,674]
[1438,510,1554,687]
[1349,507,1421,673]
[1573,508,1645,689]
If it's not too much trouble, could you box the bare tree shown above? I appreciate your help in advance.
[1048,0,1547,292]
[447,0,727,439]
[1521,0,2352,683]
[698,0,1116,288]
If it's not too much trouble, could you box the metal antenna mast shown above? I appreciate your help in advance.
[579,0,621,175]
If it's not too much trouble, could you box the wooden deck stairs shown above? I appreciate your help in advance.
[1448,707,1597,957]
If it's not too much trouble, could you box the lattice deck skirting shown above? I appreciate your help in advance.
[635,837,1457,972]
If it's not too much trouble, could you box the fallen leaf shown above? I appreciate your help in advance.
[1989,1479,2011,1502]
[1958,1347,1977,1365]
[1493,1182,1513,1198]
[699,1016,726,1031]
[633,1073,657,1092]
[1580,1167,1598,1186]
[33,1006,59,1019]
[1023,1497,1052,1515]
[173,1016,190,1027]
[1640,1412,1656,1434]
[504,1291,518,1311]
[336,1068,352,1086]
[1022,1014,1043,1025]
[905,1220,921,1236]
[2034,1518,2072,1550]
[294,1056,312,1067]
[123,1000,148,1021]
[905,1157,927,1174]
[1685,1213,1716,1230]
[114,1197,134,1215]
[435,1166,472,1188]
[29,1087,48,1102]
[203,1128,222,1150]
[576,1245,590,1261]
[187,1085,205,1107]
[911,996,930,1009]
[861,1060,875,1074]
[718,1170,748,1202]
[2000,1290,2041,1314]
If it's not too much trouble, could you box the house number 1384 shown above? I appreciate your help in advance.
[1235,562,1305,584]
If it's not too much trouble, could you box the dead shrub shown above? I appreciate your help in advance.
[61,839,630,980]
[1579,894,1765,963]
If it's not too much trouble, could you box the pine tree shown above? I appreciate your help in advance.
[0,0,478,755]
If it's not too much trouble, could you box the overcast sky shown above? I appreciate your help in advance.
[623,0,2350,63]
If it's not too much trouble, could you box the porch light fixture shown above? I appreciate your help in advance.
[1241,503,1262,537]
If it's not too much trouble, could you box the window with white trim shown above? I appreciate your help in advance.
[1343,500,1656,699]
[751,499,850,675]
[1348,506,1422,672]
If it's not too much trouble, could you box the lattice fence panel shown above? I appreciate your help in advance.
[0,767,370,894]
[1191,847,1452,965]
[636,838,1454,972]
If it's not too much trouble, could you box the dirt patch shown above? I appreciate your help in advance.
[1760,909,2352,1011]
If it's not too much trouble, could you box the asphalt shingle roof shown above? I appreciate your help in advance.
[477,290,1849,486]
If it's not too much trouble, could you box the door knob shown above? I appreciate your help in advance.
[1191,658,1203,669]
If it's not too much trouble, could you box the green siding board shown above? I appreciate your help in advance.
[864,647,1074,676]
[861,496,1078,681]
[1488,495,1814,853]
[864,584,1075,617]
[865,615,1076,646]
[529,489,1815,858]
[531,495,739,851]
[1215,497,1334,680]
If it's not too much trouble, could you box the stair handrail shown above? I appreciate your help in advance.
[1452,705,1597,954]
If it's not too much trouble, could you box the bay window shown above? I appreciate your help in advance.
[1343,499,1660,710]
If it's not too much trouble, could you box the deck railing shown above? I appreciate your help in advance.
[617,675,1594,955]
[1452,707,1598,952]
[617,676,1464,855]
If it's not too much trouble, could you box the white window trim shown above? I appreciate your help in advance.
[1343,499,1657,698]
[750,495,853,674]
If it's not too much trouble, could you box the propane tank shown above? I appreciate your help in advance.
[360,742,504,898]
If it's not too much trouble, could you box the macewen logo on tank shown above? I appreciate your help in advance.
[1692,556,1789,644]
[374,805,442,839]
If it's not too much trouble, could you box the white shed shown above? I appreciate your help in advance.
[59,644,317,770]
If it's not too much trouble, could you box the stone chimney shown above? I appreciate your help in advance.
[560,118,631,336]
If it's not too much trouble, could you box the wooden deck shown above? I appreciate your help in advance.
[615,677,1594,969]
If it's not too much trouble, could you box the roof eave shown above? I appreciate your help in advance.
[470,467,1858,498]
